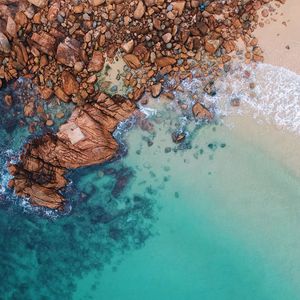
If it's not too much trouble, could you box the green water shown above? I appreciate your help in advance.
[1,94,300,299]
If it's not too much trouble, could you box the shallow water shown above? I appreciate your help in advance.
[1,64,300,300]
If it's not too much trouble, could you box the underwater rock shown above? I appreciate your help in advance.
[8,93,136,209]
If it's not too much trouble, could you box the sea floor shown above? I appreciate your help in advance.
[0,64,300,300]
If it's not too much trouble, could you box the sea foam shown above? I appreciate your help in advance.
[182,63,300,135]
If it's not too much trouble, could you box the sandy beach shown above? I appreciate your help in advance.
[255,0,300,74]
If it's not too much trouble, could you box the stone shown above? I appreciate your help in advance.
[172,1,186,16]
[192,102,213,120]
[24,102,35,117]
[162,33,172,43]
[172,132,185,143]
[61,71,79,96]
[56,38,81,67]
[31,31,56,55]
[121,40,134,54]
[6,17,17,38]
[46,119,54,126]
[55,87,69,102]
[123,54,142,69]
[27,0,48,8]
[88,0,105,6]
[230,97,240,106]
[205,40,221,54]
[0,32,10,53]
[151,83,162,98]
[4,95,13,106]
[155,56,177,67]
[134,1,145,19]
[88,51,105,72]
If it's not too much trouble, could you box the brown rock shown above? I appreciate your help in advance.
[31,31,56,55]
[4,94,13,106]
[61,71,79,96]
[123,54,142,69]
[205,40,221,54]
[56,38,81,67]
[38,87,53,100]
[162,33,172,43]
[9,93,136,209]
[54,87,69,102]
[0,32,10,53]
[27,0,48,7]
[6,17,17,38]
[151,83,162,98]
[24,102,35,117]
[134,1,145,19]
[155,56,177,67]
[172,1,186,16]
[88,51,105,72]
[88,0,105,6]
[121,40,134,53]
[46,119,54,126]
[192,102,213,120]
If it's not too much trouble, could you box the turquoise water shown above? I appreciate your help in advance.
[73,106,300,300]
[1,68,300,299]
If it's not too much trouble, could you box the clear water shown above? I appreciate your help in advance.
[1,64,300,300]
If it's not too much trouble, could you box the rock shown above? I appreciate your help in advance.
[88,0,105,6]
[56,112,65,119]
[27,0,48,8]
[46,119,54,126]
[9,93,136,209]
[134,1,145,19]
[144,0,155,6]
[172,132,185,144]
[6,17,17,38]
[230,97,240,106]
[123,54,142,69]
[31,31,56,55]
[151,83,162,98]
[155,56,177,67]
[0,32,10,53]
[24,102,35,117]
[61,71,79,96]
[205,40,221,54]
[56,38,81,67]
[162,33,172,43]
[121,40,134,53]
[172,1,186,16]
[55,87,69,102]
[192,102,213,120]
[4,94,13,106]
[88,51,105,72]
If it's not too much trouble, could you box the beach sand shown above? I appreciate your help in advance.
[255,0,300,74]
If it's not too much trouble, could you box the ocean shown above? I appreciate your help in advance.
[0,63,300,300]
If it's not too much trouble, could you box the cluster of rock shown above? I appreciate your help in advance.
[0,0,286,209]
[0,0,285,101]
[7,93,136,209]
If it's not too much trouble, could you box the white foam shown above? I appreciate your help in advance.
[181,63,300,135]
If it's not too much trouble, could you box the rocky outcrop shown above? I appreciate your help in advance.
[8,93,136,210]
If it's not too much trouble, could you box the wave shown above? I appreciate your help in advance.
[180,63,300,135]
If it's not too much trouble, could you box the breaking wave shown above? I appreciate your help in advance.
[181,63,300,135]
